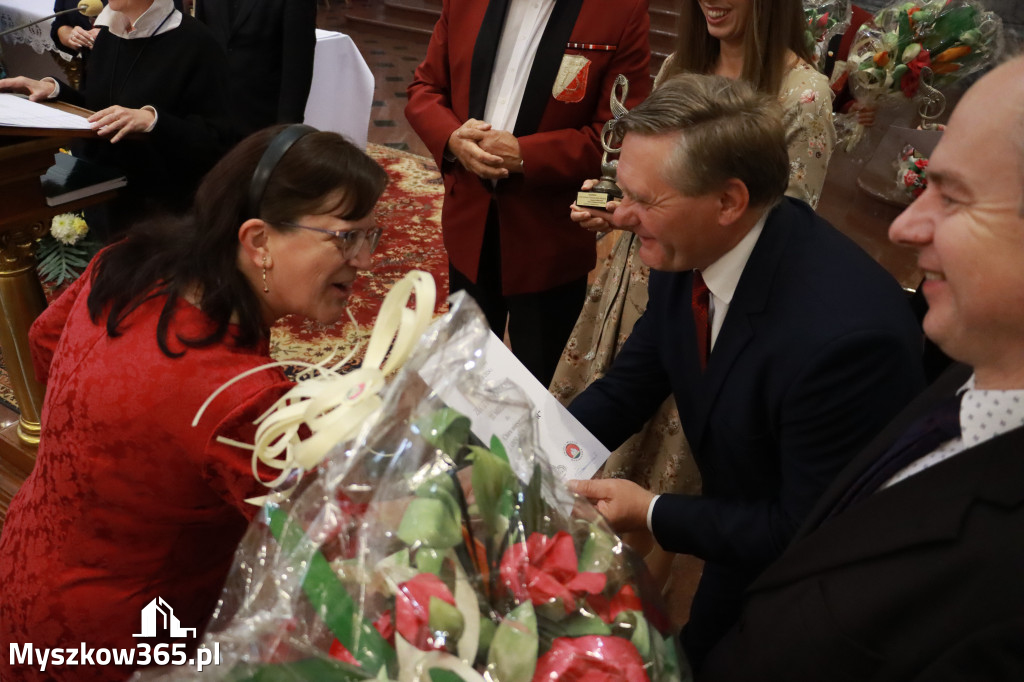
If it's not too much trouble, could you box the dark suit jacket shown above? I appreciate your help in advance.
[405,0,651,295]
[701,363,1024,681]
[569,198,926,660]
[196,0,315,135]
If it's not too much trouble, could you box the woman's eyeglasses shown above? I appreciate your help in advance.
[279,221,383,259]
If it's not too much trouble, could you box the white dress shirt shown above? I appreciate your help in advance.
[646,208,770,532]
[699,210,768,351]
[483,0,557,133]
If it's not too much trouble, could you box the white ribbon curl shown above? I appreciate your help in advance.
[193,270,437,504]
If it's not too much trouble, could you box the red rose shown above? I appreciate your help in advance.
[587,584,645,624]
[396,573,457,651]
[900,48,932,98]
[500,531,606,614]
[532,635,651,682]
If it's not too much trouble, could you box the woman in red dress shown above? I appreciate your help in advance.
[0,125,388,681]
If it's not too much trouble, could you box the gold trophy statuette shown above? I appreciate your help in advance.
[577,74,630,209]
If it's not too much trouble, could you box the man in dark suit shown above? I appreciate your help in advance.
[699,56,1024,682]
[569,74,926,670]
[195,0,315,136]
[405,0,651,387]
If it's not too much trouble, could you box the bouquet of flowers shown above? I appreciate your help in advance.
[896,144,929,198]
[803,0,852,69]
[37,211,101,286]
[839,0,1003,150]
[137,292,686,682]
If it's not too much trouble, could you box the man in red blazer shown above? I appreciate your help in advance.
[406,0,651,386]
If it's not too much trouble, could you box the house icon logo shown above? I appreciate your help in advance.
[133,597,197,638]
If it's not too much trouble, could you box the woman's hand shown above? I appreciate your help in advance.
[58,25,98,51]
[849,100,877,127]
[89,105,156,143]
[0,76,57,101]
[570,178,622,233]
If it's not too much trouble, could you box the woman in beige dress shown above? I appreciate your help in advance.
[550,0,836,608]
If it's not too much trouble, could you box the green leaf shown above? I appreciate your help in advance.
[520,463,547,537]
[578,523,618,573]
[416,408,472,458]
[268,506,396,676]
[415,547,446,575]
[614,610,652,659]
[488,435,509,463]
[475,617,496,663]
[486,602,538,682]
[468,445,516,536]
[398,495,463,549]
[428,596,466,643]
[35,234,99,287]
[428,671,466,682]
[560,613,612,637]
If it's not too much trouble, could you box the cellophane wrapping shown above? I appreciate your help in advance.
[136,292,687,682]
[836,0,1003,151]
[847,0,1003,101]
[804,0,853,69]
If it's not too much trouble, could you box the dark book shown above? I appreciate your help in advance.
[40,153,126,207]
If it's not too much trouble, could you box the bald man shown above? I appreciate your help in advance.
[700,55,1024,681]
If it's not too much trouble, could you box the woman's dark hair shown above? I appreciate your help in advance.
[667,0,814,95]
[87,126,389,358]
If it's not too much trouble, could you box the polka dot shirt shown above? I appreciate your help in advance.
[884,375,1024,489]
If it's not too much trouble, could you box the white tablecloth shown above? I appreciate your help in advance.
[303,29,373,150]
[0,0,70,80]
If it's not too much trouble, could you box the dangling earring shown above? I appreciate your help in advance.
[262,255,269,293]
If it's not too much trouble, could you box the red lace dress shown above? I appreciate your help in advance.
[0,267,292,681]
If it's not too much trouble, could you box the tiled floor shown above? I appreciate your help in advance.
[317,5,431,157]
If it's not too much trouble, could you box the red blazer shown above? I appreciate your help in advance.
[406,0,651,295]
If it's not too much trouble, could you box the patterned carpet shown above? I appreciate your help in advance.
[0,143,447,412]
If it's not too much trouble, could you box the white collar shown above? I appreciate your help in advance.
[96,0,180,39]
[699,207,770,306]
[958,375,1024,450]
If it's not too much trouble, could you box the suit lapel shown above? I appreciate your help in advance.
[513,0,584,136]
[688,206,787,449]
[232,0,259,33]
[468,0,511,121]
[798,364,972,534]
[752,428,1024,590]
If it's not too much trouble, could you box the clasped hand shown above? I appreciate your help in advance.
[447,119,522,180]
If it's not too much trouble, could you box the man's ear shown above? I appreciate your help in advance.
[717,178,751,226]
[238,218,271,268]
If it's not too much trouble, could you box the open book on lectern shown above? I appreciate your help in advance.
[0,93,97,137]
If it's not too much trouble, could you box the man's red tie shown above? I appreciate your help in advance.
[692,270,711,370]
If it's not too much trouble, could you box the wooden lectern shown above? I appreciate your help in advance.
[0,112,117,511]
